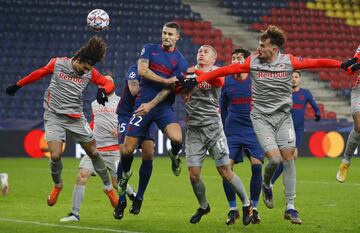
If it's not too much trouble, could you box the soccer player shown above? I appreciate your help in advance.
[337,44,360,182]
[60,75,124,222]
[118,22,188,196]
[220,48,263,225]
[113,64,157,219]
[271,70,320,185]
[5,36,117,207]
[0,173,9,196]
[181,45,253,225]
[179,25,357,224]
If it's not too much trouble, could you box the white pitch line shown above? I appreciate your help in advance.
[0,218,146,233]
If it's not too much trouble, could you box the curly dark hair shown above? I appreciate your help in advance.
[73,35,107,66]
[260,25,286,48]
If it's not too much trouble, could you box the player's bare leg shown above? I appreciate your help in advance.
[218,164,253,225]
[118,136,138,195]
[130,140,154,215]
[188,166,210,224]
[164,123,183,176]
[47,141,64,206]
[281,147,301,225]
[81,140,117,207]
[262,148,282,209]
[337,112,360,182]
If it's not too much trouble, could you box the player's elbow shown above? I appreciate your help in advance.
[137,66,147,77]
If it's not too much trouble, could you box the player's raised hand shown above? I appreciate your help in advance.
[341,57,357,70]
[164,76,178,86]
[178,76,198,92]
[5,83,21,96]
[96,88,108,106]
[341,58,360,74]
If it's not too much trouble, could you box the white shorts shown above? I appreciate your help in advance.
[79,150,119,177]
[185,121,230,167]
[251,111,296,152]
[44,110,94,143]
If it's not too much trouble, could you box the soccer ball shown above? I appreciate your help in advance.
[87,9,110,32]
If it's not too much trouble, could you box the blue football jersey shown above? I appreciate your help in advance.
[291,88,320,129]
[136,43,188,108]
[220,75,253,135]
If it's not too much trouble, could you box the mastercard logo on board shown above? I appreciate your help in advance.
[23,130,65,158]
[308,131,344,158]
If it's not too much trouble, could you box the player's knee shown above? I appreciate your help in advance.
[87,149,100,159]
[268,155,282,165]
[141,151,153,160]
[121,143,136,156]
[217,166,233,181]
[77,170,90,185]
[189,173,200,183]
[50,152,62,161]
[50,149,62,161]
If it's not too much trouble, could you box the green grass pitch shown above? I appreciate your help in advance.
[0,157,359,233]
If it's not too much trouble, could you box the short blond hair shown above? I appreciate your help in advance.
[199,44,218,59]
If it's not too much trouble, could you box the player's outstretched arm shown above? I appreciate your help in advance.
[290,55,360,74]
[135,88,172,116]
[138,58,177,85]
[197,61,250,84]
[5,58,56,96]
[90,68,115,94]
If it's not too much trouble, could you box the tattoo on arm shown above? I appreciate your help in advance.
[138,58,166,83]
[150,88,172,107]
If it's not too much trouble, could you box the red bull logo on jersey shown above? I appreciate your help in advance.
[93,107,116,114]
[58,72,86,84]
[257,71,288,79]
[196,81,211,89]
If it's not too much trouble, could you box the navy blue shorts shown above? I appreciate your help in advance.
[117,114,156,144]
[126,106,177,138]
[226,133,264,164]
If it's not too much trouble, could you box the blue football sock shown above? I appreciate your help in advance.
[171,142,182,156]
[271,163,283,185]
[250,164,262,208]
[136,160,153,200]
[222,178,237,209]
[117,160,123,181]
[116,161,127,203]
[121,155,134,173]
